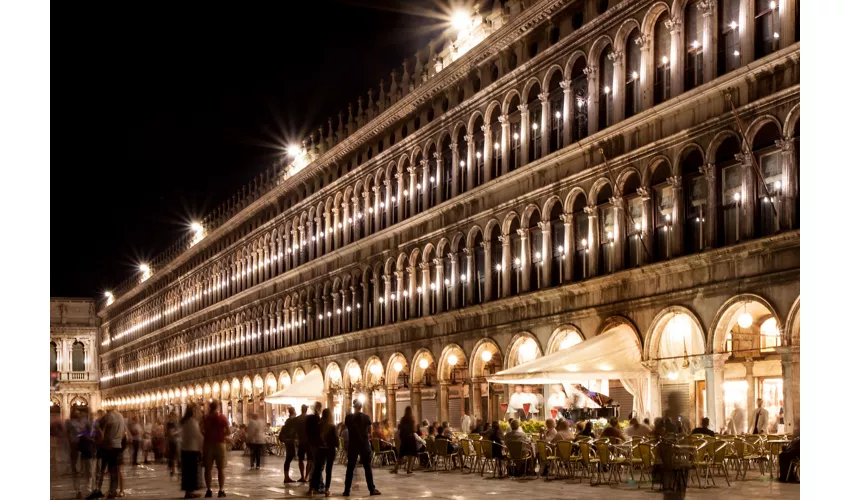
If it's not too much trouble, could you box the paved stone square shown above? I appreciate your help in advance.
[51,450,799,499]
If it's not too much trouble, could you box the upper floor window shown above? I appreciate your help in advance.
[625,29,641,118]
[718,0,741,76]
[50,342,57,372]
[754,0,779,59]
[72,341,85,372]
[685,1,704,91]
[654,12,672,105]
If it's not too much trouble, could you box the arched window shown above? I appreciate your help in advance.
[364,268,374,329]
[654,12,672,105]
[548,70,565,153]
[685,1,704,91]
[625,29,641,118]
[388,262,398,323]
[489,106,503,179]
[472,231,485,304]
[456,238,468,308]
[427,144,438,207]
[72,341,85,372]
[597,184,615,274]
[528,209,542,291]
[457,126,469,195]
[507,218,521,296]
[472,116,485,188]
[50,342,57,372]
[441,137,454,201]
[505,95,521,172]
[754,0,779,59]
[414,151,424,213]
[622,174,645,268]
[718,0,741,76]
[428,257,438,315]
[651,163,674,260]
[571,57,589,142]
[598,45,614,130]
[682,149,708,253]
[753,123,782,237]
[489,225,502,300]
[549,201,565,285]
[527,84,543,162]
[572,194,590,280]
[717,136,743,246]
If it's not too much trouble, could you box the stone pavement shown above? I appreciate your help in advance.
[51,451,800,499]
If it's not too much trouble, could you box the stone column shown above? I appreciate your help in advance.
[585,206,599,277]
[539,92,551,157]
[560,79,572,146]
[482,124,493,183]
[518,103,529,167]
[471,378,483,421]
[700,164,718,248]
[739,0,754,65]
[332,292,341,335]
[447,253,459,309]
[382,275,392,324]
[395,270,404,321]
[518,228,530,293]
[499,235,511,297]
[561,213,574,282]
[744,359,755,428]
[668,175,684,257]
[585,65,599,135]
[666,16,684,98]
[420,159,431,211]
[463,248,474,305]
[419,263,431,317]
[383,179,392,229]
[439,382,450,424]
[363,391,372,419]
[778,137,798,230]
[343,200,351,245]
[481,240,493,302]
[498,115,510,176]
[362,190,372,236]
[434,258,445,313]
[608,51,624,124]
[638,187,654,263]
[449,142,460,198]
[395,172,404,223]
[465,133,475,190]
[407,266,417,318]
[331,208,340,250]
[539,221,552,288]
[637,35,652,111]
[411,385,422,423]
[776,346,798,434]
[698,0,718,82]
[435,151,444,205]
[703,353,730,433]
[342,389,352,416]
[408,166,417,217]
[779,0,796,49]
[611,196,625,271]
[386,387,397,427]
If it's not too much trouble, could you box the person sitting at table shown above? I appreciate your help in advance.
[441,421,454,439]
[541,418,557,442]
[435,426,458,467]
[505,420,535,475]
[578,421,595,439]
[480,422,492,439]
[374,422,393,452]
[551,420,574,443]
[777,428,800,483]
[601,417,625,442]
[691,417,716,437]
[471,418,484,435]
[489,422,505,459]
[425,425,436,448]
[419,419,430,437]
[624,418,651,439]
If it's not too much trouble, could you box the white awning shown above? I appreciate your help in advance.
[265,369,324,405]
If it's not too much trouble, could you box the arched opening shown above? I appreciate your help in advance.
[549,200,566,285]
[505,94,521,172]
[625,28,641,118]
[506,334,544,421]
[472,230,484,305]
[572,193,590,280]
[507,217,521,296]
[471,341,504,421]
[753,122,782,237]
[571,56,588,142]
[427,143,438,207]
[622,173,645,268]
[654,11,672,105]
[682,148,708,253]
[685,0,705,91]
[598,44,614,130]
[651,161,674,261]
[471,115,485,188]
[455,236,468,309]
[716,135,743,246]
[439,345,469,429]
[718,0,742,77]
[596,183,616,274]
[71,341,85,372]
[488,104,503,179]
[488,224,503,300]
[364,267,375,328]
[528,208,543,292]
[413,150,424,214]
[754,0,779,60]
[547,69,565,153]
[388,164,400,226]
[364,357,386,420]
[440,135,454,201]
[457,125,469,195]
[527,82,543,162]
[326,363,343,423]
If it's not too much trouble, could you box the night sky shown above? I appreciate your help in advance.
[52,1,476,298]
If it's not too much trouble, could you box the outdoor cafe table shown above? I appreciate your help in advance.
[766,439,790,478]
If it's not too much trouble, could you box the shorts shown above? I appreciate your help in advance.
[204,443,227,471]
[285,441,296,459]
[297,443,312,461]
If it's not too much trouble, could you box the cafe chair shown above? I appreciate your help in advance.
[432,439,459,471]
[535,440,558,479]
[478,440,506,478]
[371,437,396,467]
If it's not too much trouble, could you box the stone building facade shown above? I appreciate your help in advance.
[50,298,101,419]
[97,0,800,433]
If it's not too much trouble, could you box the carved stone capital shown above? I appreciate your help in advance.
[610,196,625,208]
[518,103,528,113]
[667,175,683,189]
[636,186,651,200]
[734,152,752,166]
[583,65,596,77]
[480,123,491,134]
[608,50,624,66]
[699,163,716,181]
[559,79,572,91]
[583,205,598,216]
[449,142,458,152]
[776,137,796,152]
[697,0,717,17]
[665,17,683,34]
[538,91,549,103]
[517,228,529,238]
[498,115,510,125]
[464,133,474,144]
[560,213,573,225]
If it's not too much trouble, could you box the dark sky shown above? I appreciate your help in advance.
[52,1,476,297]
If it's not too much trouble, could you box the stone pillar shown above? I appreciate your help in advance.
[561,213,574,282]
[518,103,529,167]
[703,353,730,433]
[450,142,459,198]
[776,347,798,434]
[342,389,352,416]
[700,164,718,248]
[332,292,341,335]
[698,0,717,82]
[419,263,431,317]
[407,266,417,318]
[637,35,652,111]
[408,166,417,217]
[539,221,552,288]
[411,385,422,423]
[482,240,493,302]
[744,359,755,428]
[383,275,392,324]
[420,159,430,211]
[778,137,798,230]
[666,16,684,98]
[343,200,352,245]
[560,79,572,146]
[539,92,550,157]
[383,180,392,229]
[363,391,372,419]
[638,187,654,262]
[465,133,475,190]
[395,270,405,321]
[439,382,450,424]
[362,191,372,236]
[778,0,796,49]
[434,258,445,313]
[669,176,684,257]
[471,378,483,421]
[499,235,511,297]
[585,206,599,277]
[609,51,624,124]
[585,65,599,135]
[482,124,493,183]
[435,151,444,205]
[518,228,530,292]
[611,196,625,271]
[387,387,397,427]
[463,248,474,305]
[648,369,662,420]
[739,0,754,65]
[395,172,404,223]
[498,115,510,176]
[447,253,459,309]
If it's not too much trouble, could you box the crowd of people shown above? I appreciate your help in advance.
[52,397,799,498]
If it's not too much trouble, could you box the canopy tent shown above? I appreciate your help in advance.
[487,324,651,419]
[265,369,324,406]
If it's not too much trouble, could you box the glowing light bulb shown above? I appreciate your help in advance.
[448,354,458,366]
[555,111,561,119]
[733,192,741,202]
[460,161,466,167]
[393,362,403,372]
[534,252,541,259]
[557,245,564,253]
[476,151,481,159]
[494,143,500,150]
[513,133,519,140]
[416,286,422,294]
[495,264,502,271]
[729,21,738,30]
[603,86,610,94]
[581,238,587,247]
[190,222,202,232]
[532,122,538,130]
[632,71,639,79]
[514,258,521,266]
[481,350,492,362]
[661,56,668,64]
[692,40,700,49]
[419,359,429,369]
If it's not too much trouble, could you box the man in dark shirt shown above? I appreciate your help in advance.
[342,400,380,496]
[305,402,323,494]
[692,417,716,436]
[280,407,298,484]
[293,404,310,483]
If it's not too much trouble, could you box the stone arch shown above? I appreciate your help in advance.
[545,324,586,355]
[614,18,642,53]
[744,114,783,147]
[325,362,343,392]
[483,218,501,240]
[363,355,385,388]
[786,296,800,346]
[588,35,614,64]
[541,63,565,90]
[783,103,800,138]
[674,143,706,176]
[385,352,409,387]
[564,49,588,77]
[435,237,450,257]
[505,332,544,368]
[589,177,613,205]
[643,305,708,361]
[292,367,306,383]
[279,370,291,389]
[265,373,277,395]
[616,166,643,194]
[467,110,485,134]
[342,358,362,389]
[466,224,484,244]
[541,196,563,221]
[410,348,436,385]
[521,77,542,103]
[708,293,782,354]
[641,1,671,36]
[706,130,742,164]
[644,154,674,186]
[436,343,468,382]
[484,100,502,123]
[520,203,542,228]
[501,88,521,112]
[501,211,521,236]
[469,338,504,378]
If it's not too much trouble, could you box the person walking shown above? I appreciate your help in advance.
[202,400,231,498]
[129,417,142,467]
[166,411,181,476]
[279,407,298,483]
[142,419,153,464]
[310,408,338,497]
[751,398,769,435]
[180,404,203,499]
[342,399,380,497]
[460,409,473,435]
[392,406,416,475]
[99,408,126,499]
[75,411,95,499]
[246,413,266,470]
